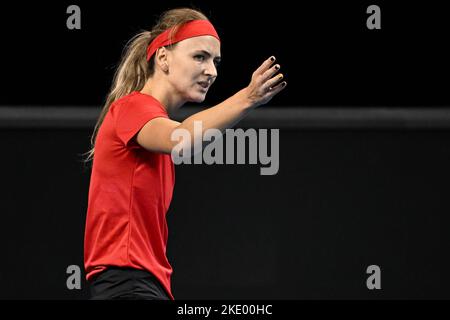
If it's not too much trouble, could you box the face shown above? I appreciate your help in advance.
[165,35,221,103]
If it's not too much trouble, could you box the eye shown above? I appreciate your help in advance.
[214,60,221,68]
[194,54,205,61]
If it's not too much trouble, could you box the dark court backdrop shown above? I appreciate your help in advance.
[1,0,450,299]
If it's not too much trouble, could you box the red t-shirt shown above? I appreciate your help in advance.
[84,91,175,299]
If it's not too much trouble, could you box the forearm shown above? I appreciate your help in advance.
[177,88,254,136]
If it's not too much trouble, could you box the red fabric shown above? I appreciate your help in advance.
[146,19,220,61]
[84,91,176,299]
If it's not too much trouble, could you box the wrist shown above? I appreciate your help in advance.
[235,88,256,111]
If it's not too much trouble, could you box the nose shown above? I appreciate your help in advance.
[204,60,217,79]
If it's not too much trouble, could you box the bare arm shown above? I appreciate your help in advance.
[136,56,286,154]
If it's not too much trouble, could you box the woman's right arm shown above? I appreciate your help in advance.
[136,56,286,154]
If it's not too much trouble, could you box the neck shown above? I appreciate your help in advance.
[140,75,184,116]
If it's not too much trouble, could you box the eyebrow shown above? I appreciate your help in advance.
[195,50,221,62]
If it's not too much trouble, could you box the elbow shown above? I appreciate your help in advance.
[170,126,204,159]
[170,139,201,159]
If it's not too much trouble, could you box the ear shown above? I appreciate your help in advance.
[155,47,169,73]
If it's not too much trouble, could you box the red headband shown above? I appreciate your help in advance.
[146,20,220,62]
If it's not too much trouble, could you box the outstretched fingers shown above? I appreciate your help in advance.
[267,78,287,95]
[262,71,285,93]
[254,56,277,78]
[247,56,287,107]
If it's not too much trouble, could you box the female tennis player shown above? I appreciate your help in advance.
[83,7,286,300]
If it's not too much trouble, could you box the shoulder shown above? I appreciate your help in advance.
[112,91,167,115]
[110,91,139,110]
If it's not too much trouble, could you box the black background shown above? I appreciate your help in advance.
[1,1,449,107]
[1,1,450,300]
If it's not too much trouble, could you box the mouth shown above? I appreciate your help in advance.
[197,81,210,90]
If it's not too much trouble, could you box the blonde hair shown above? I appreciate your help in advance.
[81,8,209,166]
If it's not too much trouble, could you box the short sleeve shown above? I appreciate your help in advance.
[113,97,168,149]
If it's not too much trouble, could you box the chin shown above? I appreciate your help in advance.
[189,94,207,103]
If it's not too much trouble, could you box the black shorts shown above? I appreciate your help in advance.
[89,267,171,300]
